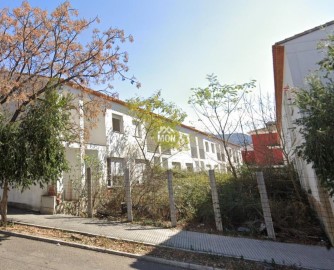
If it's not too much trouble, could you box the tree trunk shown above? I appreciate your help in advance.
[222,142,238,179]
[229,157,238,179]
[286,160,302,201]
[0,180,9,226]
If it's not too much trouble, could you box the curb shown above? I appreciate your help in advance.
[0,229,224,270]
[10,220,232,257]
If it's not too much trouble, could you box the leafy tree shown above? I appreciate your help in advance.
[295,33,334,197]
[0,89,72,224]
[189,74,255,178]
[296,76,334,197]
[318,34,334,74]
[0,1,138,224]
[127,91,188,217]
[0,1,138,123]
[127,91,188,168]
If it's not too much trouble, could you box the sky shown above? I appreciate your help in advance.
[2,0,334,128]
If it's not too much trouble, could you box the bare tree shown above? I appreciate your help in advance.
[0,1,139,124]
[189,74,255,178]
[242,89,302,199]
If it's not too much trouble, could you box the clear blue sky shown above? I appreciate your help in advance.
[3,0,334,127]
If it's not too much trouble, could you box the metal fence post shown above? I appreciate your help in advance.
[208,169,223,231]
[86,167,93,218]
[167,170,177,227]
[124,168,133,222]
[256,171,276,240]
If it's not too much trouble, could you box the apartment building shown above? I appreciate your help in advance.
[7,83,242,211]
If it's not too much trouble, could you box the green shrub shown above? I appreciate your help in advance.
[217,174,262,230]
[174,173,213,223]
[96,166,326,243]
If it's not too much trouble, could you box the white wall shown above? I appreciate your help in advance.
[281,25,334,202]
[279,24,334,244]
[7,184,48,211]
[87,113,106,146]
[104,101,242,174]
[62,147,81,201]
[6,85,242,210]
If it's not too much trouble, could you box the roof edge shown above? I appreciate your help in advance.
[65,82,240,148]
[272,45,285,133]
[275,20,334,45]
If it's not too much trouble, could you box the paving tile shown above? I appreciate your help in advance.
[8,213,334,270]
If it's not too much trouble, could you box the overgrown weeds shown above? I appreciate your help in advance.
[95,166,328,245]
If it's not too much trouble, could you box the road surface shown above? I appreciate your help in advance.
[0,233,184,270]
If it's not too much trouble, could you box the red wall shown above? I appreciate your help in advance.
[242,150,256,165]
[242,132,284,166]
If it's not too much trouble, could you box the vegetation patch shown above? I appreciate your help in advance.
[96,167,329,246]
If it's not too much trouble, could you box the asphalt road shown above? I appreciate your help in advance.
[0,233,184,270]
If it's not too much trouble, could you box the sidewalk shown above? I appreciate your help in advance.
[8,211,334,270]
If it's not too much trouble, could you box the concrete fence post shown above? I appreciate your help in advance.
[167,170,177,227]
[124,168,133,222]
[86,167,93,218]
[256,171,276,240]
[208,169,223,231]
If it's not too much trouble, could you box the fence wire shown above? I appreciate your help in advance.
[90,166,333,246]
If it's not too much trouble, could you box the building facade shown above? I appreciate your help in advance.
[7,84,242,211]
[272,21,334,244]
[242,122,284,166]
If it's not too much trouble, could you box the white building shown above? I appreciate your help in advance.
[7,83,242,212]
[273,20,334,244]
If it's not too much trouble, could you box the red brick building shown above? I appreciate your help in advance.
[242,122,284,166]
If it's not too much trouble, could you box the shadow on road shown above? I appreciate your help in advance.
[0,233,10,245]
[7,207,39,215]
[130,258,184,270]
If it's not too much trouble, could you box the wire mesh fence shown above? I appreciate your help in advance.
[87,165,334,246]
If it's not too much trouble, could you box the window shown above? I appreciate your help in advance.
[161,145,171,155]
[198,139,205,159]
[147,135,158,153]
[211,143,215,153]
[200,161,205,170]
[191,146,198,158]
[172,162,181,170]
[220,164,226,173]
[154,156,160,166]
[189,136,197,157]
[234,151,240,164]
[134,159,147,184]
[199,149,205,159]
[221,151,226,161]
[186,163,194,172]
[162,158,169,169]
[228,149,233,162]
[217,152,222,161]
[132,120,142,138]
[195,161,199,169]
[112,114,123,133]
[233,151,238,164]
[205,141,209,152]
[107,157,124,187]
